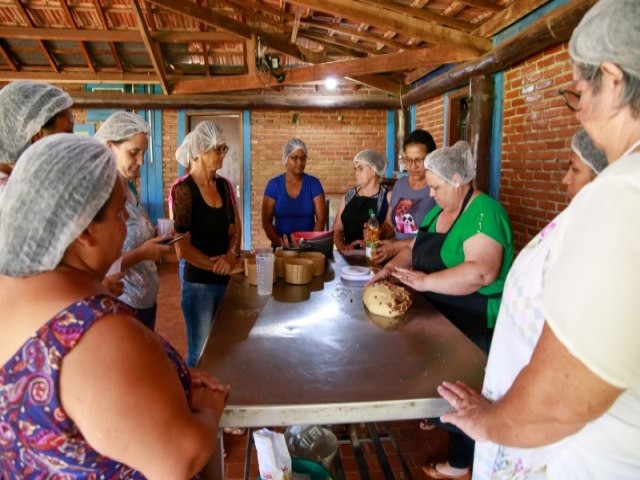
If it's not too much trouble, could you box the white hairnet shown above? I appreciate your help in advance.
[0,81,73,165]
[282,138,308,165]
[569,0,640,78]
[94,111,149,144]
[571,128,608,174]
[0,134,117,277]
[175,121,226,168]
[354,149,388,177]
[424,141,476,187]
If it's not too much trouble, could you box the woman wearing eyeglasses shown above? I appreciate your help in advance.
[262,138,327,248]
[172,121,240,367]
[373,129,437,265]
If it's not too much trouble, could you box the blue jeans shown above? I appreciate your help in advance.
[181,280,227,367]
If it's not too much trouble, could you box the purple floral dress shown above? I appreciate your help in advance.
[0,295,191,478]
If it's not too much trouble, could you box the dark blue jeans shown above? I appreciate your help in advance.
[181,280,227,367]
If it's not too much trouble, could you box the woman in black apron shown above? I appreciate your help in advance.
[370,141,513,479]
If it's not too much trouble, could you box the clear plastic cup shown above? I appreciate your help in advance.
[256,252,275,296]
[157,218,174,239]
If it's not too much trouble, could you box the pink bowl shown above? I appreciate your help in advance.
[291,230,333,241]
[291,231,334,257]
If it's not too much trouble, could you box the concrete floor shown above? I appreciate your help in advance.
[154,261,464,480]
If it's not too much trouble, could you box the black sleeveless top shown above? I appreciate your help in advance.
[340,186,389,244]
[173,175,235,284]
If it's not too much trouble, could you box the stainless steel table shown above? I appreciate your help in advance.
[199,251,487,478]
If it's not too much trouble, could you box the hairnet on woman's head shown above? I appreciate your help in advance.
[569,0,640,79]
[282,138,308,165]
[0,81,73,165]
[424,141,476,187]
[94,111,150,144]
[175,121,226,168]
[353,149,388,176]
[571,128,608,174]
[0,134,117,277]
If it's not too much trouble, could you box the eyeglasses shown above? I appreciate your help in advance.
[559,89,581,112]
[400,155,426,166]
[214,145,229,155]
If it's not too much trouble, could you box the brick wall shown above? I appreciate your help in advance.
[500,43,579,250]
[250,108,387,248]
[415,95,445,148]
[412,43,579,252]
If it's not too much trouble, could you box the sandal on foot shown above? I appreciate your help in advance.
[223,427,247,435]
[422,462,469,479]
[419,419,436,431]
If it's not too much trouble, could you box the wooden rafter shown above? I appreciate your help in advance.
[359,0,474,31]
[173,44,473,94]
[0,71,166,83]
[92,0,123,71]
[12,0,59,73]
[58,0,96,74]
[0,42,19,71]
[345,73,408,96]
[130,0,169,94]
[286,0,492,54]
[473,0,551,37]
[455,0,501,11]
[300,20,412,52]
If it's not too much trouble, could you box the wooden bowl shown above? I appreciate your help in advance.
[299,251,325,276]
[284,258,314,285]
[275,249,299,277]
[245,257,276,285]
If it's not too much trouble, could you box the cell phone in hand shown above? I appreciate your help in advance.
[160,233,186,245]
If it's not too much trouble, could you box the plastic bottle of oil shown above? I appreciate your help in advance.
[365,208,379,266]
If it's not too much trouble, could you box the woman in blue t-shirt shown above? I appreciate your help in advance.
[262,138,327,247]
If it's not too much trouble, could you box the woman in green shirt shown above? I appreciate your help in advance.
[370,140,513,479]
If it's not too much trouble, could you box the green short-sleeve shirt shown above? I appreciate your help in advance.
[419,193,514,328]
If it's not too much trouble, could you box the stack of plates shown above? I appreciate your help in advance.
[340,266,373,286]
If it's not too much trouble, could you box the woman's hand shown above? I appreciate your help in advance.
[210,254,233,275]
[392,266,429,291]
[141,237,171,262]
[438,381,491,443]
[348,239,365,250]
[367,267,392,285]
[189,368,228,393]
[103,272,124,297]
[190,382,230,415]
[371,240,395,264]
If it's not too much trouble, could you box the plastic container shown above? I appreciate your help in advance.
[285,425,338,470]
[246,257,275,286]
[364,209,379,266]
[291,231,334,258]
[258,458,334,480]
[256,253,275,295]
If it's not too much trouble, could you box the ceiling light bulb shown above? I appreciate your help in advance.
[325,77,338,90]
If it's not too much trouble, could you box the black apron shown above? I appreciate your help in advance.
[412,187,494,353]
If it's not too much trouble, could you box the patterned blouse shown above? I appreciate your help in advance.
[0,295,191,478]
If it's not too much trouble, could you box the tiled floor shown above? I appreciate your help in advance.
[155,261,462,480]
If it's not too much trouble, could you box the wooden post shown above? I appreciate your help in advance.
[467,75,494,192]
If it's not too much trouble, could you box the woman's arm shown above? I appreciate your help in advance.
[438,323,623,447]
[60,314,229,479]
[261,196,282,246]
[379,190,395,240]
[312,193,327,231]
[332,196,348,250]
[120,237,170,272]
[394,233,503,295]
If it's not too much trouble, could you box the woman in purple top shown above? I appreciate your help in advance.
[262,138,327,247]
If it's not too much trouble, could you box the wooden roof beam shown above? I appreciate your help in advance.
[300,19,411,51]
[173,44,473,94]
[286,0,492,54]
[92,0,122,71]
[473,0,551,37]
[0,71,164,83]
[0,43,19,72]
[131,0,169,94]
[359,0,474,31]
[58,0,96,74]
[12,0,59,73]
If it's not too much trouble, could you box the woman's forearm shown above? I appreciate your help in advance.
[422,261,494,296]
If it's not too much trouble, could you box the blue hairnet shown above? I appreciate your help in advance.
[0,81,73,164]
[282,138,308,165]
[0,134,117,277]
